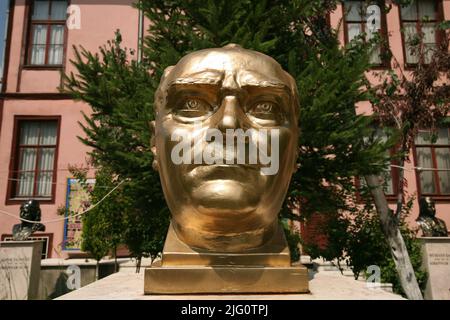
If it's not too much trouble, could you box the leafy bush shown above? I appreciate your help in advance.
[302,197,427,297]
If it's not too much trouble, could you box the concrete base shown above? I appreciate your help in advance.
[160,223,291,267]
[36,257,154,300]
[0,241,43,300]
[144,223,309,294]
[419,237,450,300]
[56,271,405,300]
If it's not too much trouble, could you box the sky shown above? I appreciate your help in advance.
[0,0,10,79]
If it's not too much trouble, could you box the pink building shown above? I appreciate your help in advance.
[0,0,448,259]
[0,0,144,258]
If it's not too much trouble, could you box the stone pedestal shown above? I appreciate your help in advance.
[0,241,43,300]
[57,270,405,300]
[419,237,450,300]
[144,224,309,294]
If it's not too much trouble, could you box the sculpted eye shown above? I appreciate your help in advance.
[247,101,284,124]
[174,98,214,118]
[185,99,203,110]
[253,102,275,113]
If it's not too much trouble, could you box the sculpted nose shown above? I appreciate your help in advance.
[218,96,241,131]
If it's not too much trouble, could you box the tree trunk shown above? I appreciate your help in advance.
[364,174,423,300]
[136,256,142,273]
[95,260,99,281]
[114,246,118,273]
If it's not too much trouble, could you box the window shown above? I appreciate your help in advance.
[399,0,441,65]
[343,0,387,66]
[9,119,59,200]
[414,128,450,196]
[28,0,68,66]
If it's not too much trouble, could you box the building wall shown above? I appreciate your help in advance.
[0,1,449,259]
[0,0,141,258]
[328,1,450,233]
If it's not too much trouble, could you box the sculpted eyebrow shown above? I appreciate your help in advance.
[168,70,224,87]
[167,82,221,97]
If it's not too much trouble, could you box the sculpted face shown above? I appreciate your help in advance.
[420,197,436,217]
[20,199,41,221]
[152,44,299,252]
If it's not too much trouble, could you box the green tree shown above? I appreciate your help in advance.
[303,191,428,297]
[68,165,126,276]
[63,32,169,271]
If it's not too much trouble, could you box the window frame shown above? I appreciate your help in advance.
[398,0,444,68]
[6,115,61,205]
[24,0,69,68]
[413,127,450,201]
[342,0,390,68]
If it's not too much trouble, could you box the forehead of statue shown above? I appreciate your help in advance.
[168,48,290,87]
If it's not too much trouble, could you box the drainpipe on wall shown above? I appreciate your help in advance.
[0,0,12,139]
[0,0,11,92]
[137,0,144,63]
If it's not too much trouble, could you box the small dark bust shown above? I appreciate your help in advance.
[12,200,46,241]
[416,197,448,237]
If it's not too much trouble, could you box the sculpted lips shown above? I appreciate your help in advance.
[185,164,262,184]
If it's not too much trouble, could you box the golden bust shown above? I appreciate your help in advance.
[151,44,299,252]
[146,45,308,294]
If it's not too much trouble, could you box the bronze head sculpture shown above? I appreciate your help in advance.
[151,44,299,252]
[417,197,448,237]
[12,199,45,241]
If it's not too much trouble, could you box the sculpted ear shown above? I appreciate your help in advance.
[152,66,175,172]
[149,120,159,172]
[154,65,174,117]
